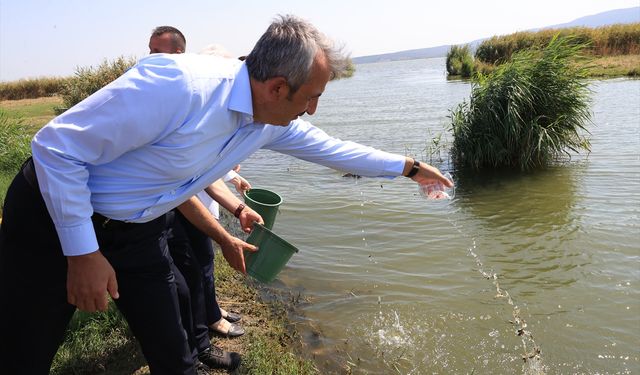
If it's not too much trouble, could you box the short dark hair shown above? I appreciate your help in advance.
[151,26,186,52]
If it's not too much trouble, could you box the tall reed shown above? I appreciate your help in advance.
[60,56,137,109]
[0,110,31,173]
[446,44,474,78]
[450,35,592,170]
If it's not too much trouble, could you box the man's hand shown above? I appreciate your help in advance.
[66,250,119,312]
[229,174,251,194]
[239,207,263,233]
[219,236,258,274]
[405,158,454,188]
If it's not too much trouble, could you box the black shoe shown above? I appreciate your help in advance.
[198,346,241,370]
[209,319,245,338]
[195,361,211,375]
[225,311,242,323]
[221,308,242,323]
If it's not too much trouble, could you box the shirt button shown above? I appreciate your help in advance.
[170,190,176,195]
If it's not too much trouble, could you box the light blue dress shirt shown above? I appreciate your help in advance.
[31,53,406,256]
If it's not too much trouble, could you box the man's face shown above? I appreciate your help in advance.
[149,33,180,54]
[270,53,331,126]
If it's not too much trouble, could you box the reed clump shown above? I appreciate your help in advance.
[446,44,474,78]
[450,35,592,171]
[60,56,137,109]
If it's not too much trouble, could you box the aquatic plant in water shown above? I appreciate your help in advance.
[450,35,592,171]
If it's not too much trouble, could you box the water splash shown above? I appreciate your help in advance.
[449,215,547,375]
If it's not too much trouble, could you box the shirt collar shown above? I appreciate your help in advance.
[228,63,254,125]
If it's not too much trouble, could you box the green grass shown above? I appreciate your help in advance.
[242,332,317,375]
[51,303,145,375]
[0,108,39,216]
[0,96,61,133]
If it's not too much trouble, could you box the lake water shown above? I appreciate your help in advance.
[239,58,640,374]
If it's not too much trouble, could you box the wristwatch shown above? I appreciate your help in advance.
[406,159,420,178]
[234,203,246,218]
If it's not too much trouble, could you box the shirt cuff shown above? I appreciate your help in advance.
[55,220,100,256]
[382,153,407,178]
[222,170,238,182]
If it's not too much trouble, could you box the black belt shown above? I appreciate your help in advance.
[92,212,130,230]
[22,157,129,230]
[21,157,38,190]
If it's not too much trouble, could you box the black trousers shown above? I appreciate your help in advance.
[168,210,222,354]
[0,164,196,375]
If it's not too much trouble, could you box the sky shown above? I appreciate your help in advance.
[1,0,638,82]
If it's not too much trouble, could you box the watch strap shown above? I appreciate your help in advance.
[406,159,420,178]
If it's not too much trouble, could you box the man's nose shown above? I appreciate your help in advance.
[306,98,319,115]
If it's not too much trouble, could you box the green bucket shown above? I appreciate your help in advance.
[244,223,299,283]
[243,188,282,230]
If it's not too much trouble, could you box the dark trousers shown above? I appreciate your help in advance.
[0,164,196,375]
[168,211,223,354]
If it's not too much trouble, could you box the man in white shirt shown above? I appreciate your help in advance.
[0,15,452,375]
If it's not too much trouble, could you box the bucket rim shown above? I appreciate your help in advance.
[243,188,283,207]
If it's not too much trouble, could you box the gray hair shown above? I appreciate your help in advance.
[245,15,349,94]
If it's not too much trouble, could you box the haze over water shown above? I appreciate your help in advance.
[240,58,640,374]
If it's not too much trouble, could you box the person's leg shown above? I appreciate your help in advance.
[181,212,222,326]
[169,211,241,369]
[168,211,211,355]
[94,212,196,375]
[0,168,76,374]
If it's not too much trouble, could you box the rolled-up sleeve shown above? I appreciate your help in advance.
[264,120,406,177]
[32,57,192,256]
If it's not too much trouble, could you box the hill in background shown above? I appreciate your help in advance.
[352,6,640,64]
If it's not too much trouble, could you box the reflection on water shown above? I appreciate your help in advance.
[240,60,640,374]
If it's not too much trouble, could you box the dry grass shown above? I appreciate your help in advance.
[588,54,640,77]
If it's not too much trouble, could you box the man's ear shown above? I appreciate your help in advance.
[264,77,289,101]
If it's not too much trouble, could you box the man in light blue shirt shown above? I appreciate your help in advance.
[0,14,452,375]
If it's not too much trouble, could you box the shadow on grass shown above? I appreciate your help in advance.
[51,303,146,375]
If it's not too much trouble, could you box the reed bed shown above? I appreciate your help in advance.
[475,23,640,64]
[0,76,68,101]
